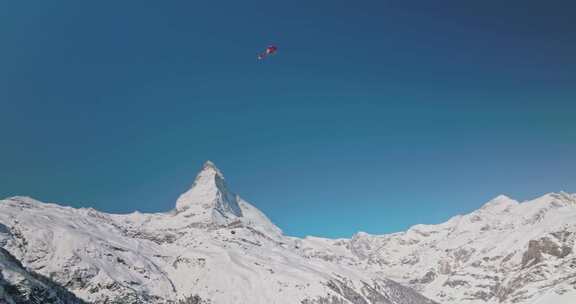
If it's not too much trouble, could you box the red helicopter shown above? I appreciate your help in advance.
[258,45,278,60]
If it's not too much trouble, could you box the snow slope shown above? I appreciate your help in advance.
[334,193,576,304]
[0,162,436,304]
[0,247,86,304]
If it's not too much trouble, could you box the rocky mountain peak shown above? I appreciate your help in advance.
[200,160,223,177]
[174,161,242,224]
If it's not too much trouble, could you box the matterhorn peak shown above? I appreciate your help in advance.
[201,160,222,175]
[175,161,242,224]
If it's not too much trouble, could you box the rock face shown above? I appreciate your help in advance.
[0,162,436,304]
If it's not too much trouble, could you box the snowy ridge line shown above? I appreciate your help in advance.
[1,161,575,304]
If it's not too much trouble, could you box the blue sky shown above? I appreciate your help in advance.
[1,1,575,238]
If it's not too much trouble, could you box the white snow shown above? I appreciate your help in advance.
[341,192,576,304]
[175,161,243,225]
[1,162,574,304]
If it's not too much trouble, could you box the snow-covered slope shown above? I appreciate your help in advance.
[0,162,436,304]
[1,161,574,304]
[334,193,576,304]
[0,247,86,304]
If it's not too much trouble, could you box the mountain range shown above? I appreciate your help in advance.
[1,161,574,304]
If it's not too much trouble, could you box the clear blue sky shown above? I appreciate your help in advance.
[1,1,575,238]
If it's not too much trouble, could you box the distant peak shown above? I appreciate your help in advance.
[491,194,513,202]
[480,194,518,212]
[528,192,576,207]
[191,161,226,191]
[175,161,242,223]
[202,160,218,170]
[200,160,223,176]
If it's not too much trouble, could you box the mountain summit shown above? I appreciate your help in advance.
[479,194,519,212]
[175,161,242,224]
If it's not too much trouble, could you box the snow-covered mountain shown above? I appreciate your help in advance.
[309,194,576,304]
[0,162,437,304]
[0,162,574,304]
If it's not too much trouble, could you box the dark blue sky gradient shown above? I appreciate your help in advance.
[1,1,575,237]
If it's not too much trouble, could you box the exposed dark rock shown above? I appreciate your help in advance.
[0,248,87,304]
[522,237,572,268]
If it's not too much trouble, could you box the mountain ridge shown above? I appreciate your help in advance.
[1,162,575,304]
